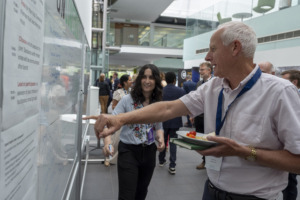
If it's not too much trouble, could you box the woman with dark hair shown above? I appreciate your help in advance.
[111,74,132,110]
[102,64,165,200]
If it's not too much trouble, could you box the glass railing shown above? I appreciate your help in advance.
[186,0,300,38]
[106,22,185,49]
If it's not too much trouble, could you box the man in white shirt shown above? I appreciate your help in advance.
[89,21,300,200]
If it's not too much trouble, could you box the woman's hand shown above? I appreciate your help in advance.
[102,135,114,157]
[103,144,114,157]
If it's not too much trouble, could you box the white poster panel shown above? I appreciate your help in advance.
[0,115,38,200]
[2,0,44,130]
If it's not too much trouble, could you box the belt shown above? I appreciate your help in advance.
[207,180,266,200]
[121,141,154,148]
[140,143,149,147]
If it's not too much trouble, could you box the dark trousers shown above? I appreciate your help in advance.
[283,173,298,200]
[117,141,157,200]
[158,128,178,168]
[194,114,204,133]
[202,179,265,200]
[195,114,205,163]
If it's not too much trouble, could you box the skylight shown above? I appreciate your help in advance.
[161,0,224,19]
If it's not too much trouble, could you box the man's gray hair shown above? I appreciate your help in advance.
[218,21,257,58]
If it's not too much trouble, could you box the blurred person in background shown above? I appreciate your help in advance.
[158,71,185,175]
[193,61,213,170]
[105,75,113,110]
[111,74,133,110]
[183,74,197,127]
[258,61,274,74]
[160,72,167,87]
[112,72,120,91]
[281,69,300,93]
[94,73,110,114]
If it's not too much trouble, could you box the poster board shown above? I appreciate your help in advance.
[1,0,45,199]
[0,0,90,200]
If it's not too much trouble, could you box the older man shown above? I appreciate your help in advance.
[87,21,300,200]
[258,61,274,74]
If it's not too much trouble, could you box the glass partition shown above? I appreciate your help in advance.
[152,26,186,48]
[38,0,90,199]
[186,0,300,38]
[107,22,185,48]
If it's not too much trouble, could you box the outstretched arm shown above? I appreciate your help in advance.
[84,99,189,138]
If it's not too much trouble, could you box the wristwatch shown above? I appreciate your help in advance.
[245,146,257,161]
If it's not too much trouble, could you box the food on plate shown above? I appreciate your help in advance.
[186,131,216,141]
[186,131,196,138]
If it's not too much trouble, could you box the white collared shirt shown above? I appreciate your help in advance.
[180,65,300,199]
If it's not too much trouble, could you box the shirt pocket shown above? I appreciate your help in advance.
[231,113,265,145]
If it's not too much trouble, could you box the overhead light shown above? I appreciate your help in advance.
[161,0,223,18]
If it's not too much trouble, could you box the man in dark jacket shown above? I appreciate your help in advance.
[183,74,197,127]
[94,73,110,114]
[112,72,119,91]
[158,72,185,175]
[194,62,213,170]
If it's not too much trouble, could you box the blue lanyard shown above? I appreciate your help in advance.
[215,68,262,135]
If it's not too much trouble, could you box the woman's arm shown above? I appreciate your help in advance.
[111,99,119,110]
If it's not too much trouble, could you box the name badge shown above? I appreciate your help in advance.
[147,128,154,144]
[205,156,222,171]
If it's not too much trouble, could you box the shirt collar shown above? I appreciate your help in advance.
[222,65,259,91]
